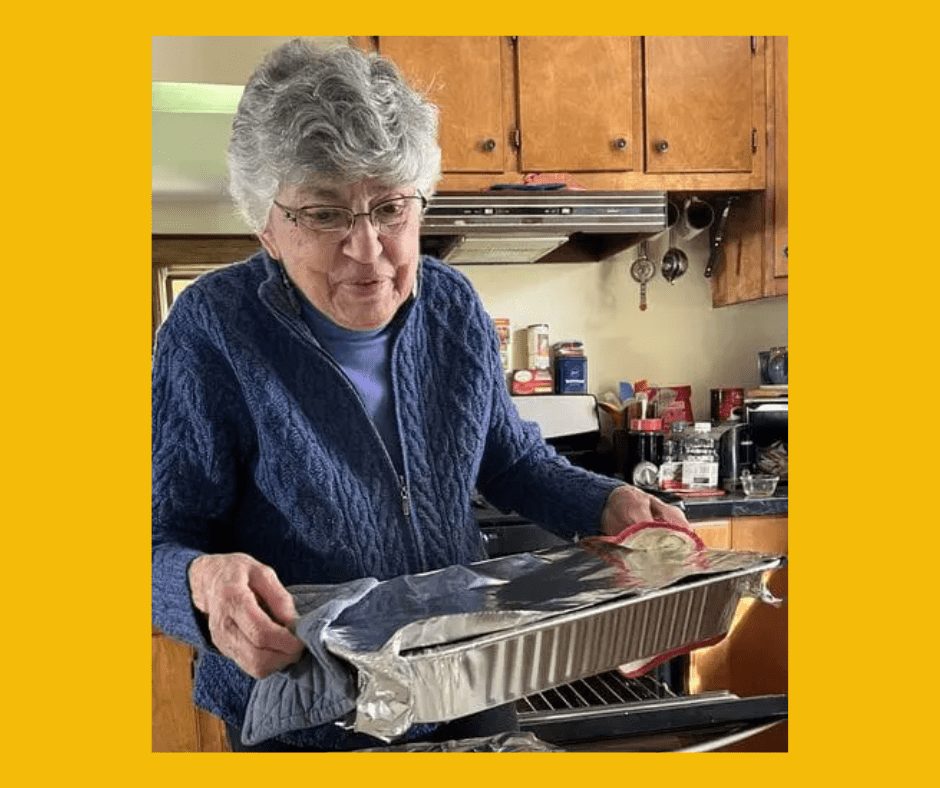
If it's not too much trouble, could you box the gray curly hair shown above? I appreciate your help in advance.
[227,39,442,233]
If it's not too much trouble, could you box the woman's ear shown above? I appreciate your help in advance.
[258,216,281,261]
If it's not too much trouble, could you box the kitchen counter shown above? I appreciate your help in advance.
[474,485,788,526]
[475,484,788,558]
[651,484,788,521]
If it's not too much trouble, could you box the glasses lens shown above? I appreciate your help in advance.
[296,207,352,233]
[371,197,417,236]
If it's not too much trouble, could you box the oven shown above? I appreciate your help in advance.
[515,669,786,752]
[472,395,788,752]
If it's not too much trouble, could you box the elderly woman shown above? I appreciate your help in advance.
[152,38,687,752]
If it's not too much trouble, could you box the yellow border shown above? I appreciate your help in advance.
[13,9,916,785]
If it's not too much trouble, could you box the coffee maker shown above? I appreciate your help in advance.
[718,422,756,491]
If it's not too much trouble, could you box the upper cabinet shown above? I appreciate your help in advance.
[644,36,759,175]
[711,36,787,306]
[359,36,766,191]
[377,37,509,174]
[515,36,641,173]
[357,35,785,305]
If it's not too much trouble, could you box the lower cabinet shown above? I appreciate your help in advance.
[689,514,788,751]
[152,628,229,752]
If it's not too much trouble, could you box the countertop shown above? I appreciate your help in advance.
[475,485,787,557]
[651,484,788,520]
[473,483,788,528]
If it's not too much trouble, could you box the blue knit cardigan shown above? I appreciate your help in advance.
[151,251,621,747]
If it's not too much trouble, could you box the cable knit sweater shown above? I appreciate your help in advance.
[151,251,622,748]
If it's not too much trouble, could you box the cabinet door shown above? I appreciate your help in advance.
[152,630,229,752]
[770,36,788,282]
[710,36,786,306]
[727,515,788,698]
[687,520,733,693]
[645,36,756,173]
[378,37,507,174]
[725,515,788,752]
[688,518,731,550]
[517,36,639,173]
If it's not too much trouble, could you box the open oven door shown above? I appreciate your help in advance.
[516,669,787,753]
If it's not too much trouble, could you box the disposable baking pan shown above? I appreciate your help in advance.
[325,546,784,741]
[402,560,778,724]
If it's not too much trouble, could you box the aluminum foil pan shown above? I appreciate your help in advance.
[323,538,784,741]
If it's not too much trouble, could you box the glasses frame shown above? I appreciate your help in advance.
[273,192,427,239]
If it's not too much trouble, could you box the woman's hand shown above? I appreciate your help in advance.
[599,485,688,537]
[188,553,305,679]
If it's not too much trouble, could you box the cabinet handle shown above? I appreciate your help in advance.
[481,138,496,152]
[613,137,628,150]
[655,140,670,153]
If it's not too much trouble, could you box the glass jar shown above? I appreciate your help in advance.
[680,422,720,489]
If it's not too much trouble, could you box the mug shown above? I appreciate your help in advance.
[711,387,744,423]
[675,197,715,240]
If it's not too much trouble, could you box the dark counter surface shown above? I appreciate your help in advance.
[475,485,787,557]
[474,482,788,534]
[650,484,788,520]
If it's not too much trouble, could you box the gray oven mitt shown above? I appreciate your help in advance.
[240,578,379,746]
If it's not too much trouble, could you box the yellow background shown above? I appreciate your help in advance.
[4,8,919,786]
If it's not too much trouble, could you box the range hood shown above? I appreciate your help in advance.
[420,190,668,264]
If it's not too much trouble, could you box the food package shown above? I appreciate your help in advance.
[511,368,553,395]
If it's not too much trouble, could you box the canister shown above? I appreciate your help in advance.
[555,356,587,394]
[526,324,550,370]
[710,387,744,424]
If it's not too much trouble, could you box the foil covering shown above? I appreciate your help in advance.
[361,731,564,752]
[322,540,784,741]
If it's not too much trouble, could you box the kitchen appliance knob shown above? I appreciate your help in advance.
[614,137,628,150]
[481,138,496,152]
[655,140,669,153]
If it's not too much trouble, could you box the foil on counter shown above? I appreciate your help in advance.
[321,541,784,741]
[361,731,564,752]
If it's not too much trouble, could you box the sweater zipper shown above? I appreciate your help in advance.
[389,320,425,567]
[262,262,425,566]
[399,475,411,520]
[317,352,418,542]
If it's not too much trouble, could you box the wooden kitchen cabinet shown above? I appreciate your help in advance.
[689,518,732,550]
[152,627,229,752]
[712,36,788,305]
[375,37,512,175]
[687,520,734,692]
[644,37,762,175]
[515,36,641,173]
[356,36,767,193]
[768,36,789,288]
[372,36,641,178]
[688,514,788,751]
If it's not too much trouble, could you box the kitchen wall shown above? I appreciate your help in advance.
[455,231,787,421]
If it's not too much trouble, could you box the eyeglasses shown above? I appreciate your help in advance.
[273,193,427,239]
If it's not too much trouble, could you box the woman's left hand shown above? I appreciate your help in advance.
[599,485,688,537]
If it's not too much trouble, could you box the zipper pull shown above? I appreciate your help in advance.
[400,476,411,518]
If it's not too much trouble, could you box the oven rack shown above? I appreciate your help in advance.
[516,669,677,715]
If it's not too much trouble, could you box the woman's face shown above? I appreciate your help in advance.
[260,180,422,331]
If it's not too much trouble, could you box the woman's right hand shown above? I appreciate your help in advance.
[187,552,306,679]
